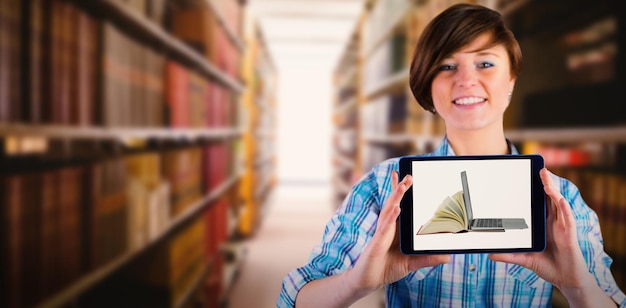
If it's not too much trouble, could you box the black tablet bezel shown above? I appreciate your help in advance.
[398,154,546,255]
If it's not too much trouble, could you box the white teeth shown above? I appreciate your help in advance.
[454,97,485,105]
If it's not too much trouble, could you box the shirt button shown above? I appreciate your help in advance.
[469,264,476,272]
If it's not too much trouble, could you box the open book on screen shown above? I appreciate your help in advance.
[417,171,528,235]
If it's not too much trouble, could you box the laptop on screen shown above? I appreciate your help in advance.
[461,171,528,231]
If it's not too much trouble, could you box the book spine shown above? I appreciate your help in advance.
[1,175,22,308]
[57,167,83,287]
[0,0,22,122]
[74,8,98,126]
[39,170,60,298]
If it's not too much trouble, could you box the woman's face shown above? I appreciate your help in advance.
[431,33,515,133]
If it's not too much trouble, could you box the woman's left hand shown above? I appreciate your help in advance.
[489,168,593,291]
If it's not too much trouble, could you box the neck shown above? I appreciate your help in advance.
[445,125,509,155]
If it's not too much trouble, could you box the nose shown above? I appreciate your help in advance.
[455,66,477,88]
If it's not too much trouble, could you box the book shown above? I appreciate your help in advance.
[39,170,60,298]
[165,60,190,128]
[23,0,46,124]
[0,0,22,123]
[126,216,206,307]
[84,159,129,269]
[417,191,468,235]
[170,4,217,63]
[57,167,83,288]
[73,7,98,126]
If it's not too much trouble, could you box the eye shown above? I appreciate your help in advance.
[476,61,495,69]
[438,64,456,71]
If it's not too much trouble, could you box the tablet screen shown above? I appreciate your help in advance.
[398,155,546,255]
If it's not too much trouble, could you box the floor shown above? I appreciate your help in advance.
[226,182,384,308]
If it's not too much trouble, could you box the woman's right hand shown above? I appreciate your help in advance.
[345,171,451,293]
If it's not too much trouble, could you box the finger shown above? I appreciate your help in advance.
[555,196,576,231]
[407,254,451,271]
[540,168,563,222]
[387,173,412,210]
[488,253,532,268]
[375,173,411,238]
[378,172,401,224]
[391,170,398,191]
[540,168,564,202]
[384,174,412,222]
[540,168,574,227]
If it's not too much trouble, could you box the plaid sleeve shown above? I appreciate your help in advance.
[558,175,626,307]
[276,160,397,307]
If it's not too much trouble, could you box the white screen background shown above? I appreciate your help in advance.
[411,159,532,250]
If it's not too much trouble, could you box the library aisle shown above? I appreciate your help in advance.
[226,182,383,308]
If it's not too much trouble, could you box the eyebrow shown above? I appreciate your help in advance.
[463,43,504,56]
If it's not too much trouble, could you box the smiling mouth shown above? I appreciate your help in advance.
[454,97,486,105]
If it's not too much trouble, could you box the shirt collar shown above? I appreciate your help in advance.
[432,135,519,156]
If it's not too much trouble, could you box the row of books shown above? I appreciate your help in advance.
[521,142,596,168]
[362,31,407,97]
[101,21,166,127]
[166,58,235,128]
[170,2,241,82]
[77,194,235,307]
[361,0,410,54]
[0,0,238,128]
[0,142,235,308]
[360,92,408,135]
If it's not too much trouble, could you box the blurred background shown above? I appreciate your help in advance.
[0,0,624,307]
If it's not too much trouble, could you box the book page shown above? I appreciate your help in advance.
[417,191,466,234]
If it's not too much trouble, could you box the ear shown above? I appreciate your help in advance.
[508,76,516,90]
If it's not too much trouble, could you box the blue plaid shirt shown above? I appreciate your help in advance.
[278,137,626,307]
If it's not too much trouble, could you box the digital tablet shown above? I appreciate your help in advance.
[398,154,546,255]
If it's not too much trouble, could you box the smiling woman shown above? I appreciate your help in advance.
[429,34,515,142]
[279,3,626,308]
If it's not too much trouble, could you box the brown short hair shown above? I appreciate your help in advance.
[409,3,522,113]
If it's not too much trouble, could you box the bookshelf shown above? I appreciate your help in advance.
[0,0,276,307]
[34,171,242,308]
[331,0,626,303]
[238,12,278,237]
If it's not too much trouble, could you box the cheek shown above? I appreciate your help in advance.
[430,78,449,104]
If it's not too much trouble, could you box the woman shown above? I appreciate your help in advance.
[278,3,625,307]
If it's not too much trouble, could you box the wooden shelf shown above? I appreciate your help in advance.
[174,258,215,308]
[93,0,244,93]
[505,127,626,143]
[361,127,626,148]
[335,97,358,115]
[35,170,244,308]
[0,124,243,141]
[364,67,409,100]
